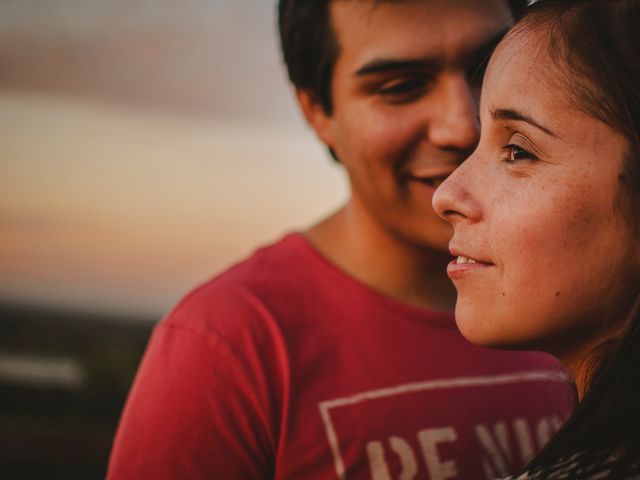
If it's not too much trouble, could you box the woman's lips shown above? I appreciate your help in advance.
[446,255,494,279]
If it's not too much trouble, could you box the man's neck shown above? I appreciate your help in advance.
[304,205,456,312]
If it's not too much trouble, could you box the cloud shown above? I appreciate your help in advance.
[0,91,346,315]
[0,0,298,123]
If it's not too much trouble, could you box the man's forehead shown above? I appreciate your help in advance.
[329,0,512,21]
[329,0,513,70]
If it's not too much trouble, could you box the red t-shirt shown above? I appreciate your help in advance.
[108,233,574,480]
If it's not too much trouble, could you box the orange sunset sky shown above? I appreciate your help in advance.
[0,1,347,316]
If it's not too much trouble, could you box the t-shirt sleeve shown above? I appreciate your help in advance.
[106,309,279,479]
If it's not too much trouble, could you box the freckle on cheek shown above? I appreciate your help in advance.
[502,292,506,297]
[555,291,561,297]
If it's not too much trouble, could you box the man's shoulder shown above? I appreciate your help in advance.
[192,231,312,298]
[161,232,313,336]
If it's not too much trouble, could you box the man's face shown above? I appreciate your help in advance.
[309,0,513,253]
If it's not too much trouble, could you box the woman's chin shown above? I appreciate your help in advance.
[454,305,521,349]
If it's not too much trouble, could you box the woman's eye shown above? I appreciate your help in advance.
[502,143,538,163]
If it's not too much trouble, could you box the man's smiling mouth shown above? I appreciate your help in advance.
[405,174,449,189]
[402,162,460,189]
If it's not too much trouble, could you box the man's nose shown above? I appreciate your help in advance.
[428,74,480,152]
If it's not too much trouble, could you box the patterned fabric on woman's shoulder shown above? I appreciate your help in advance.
[502,451,640,479]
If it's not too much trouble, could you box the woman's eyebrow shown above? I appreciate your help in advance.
[490,107,560,138]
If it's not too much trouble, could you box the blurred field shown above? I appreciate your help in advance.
[1,302,154,479]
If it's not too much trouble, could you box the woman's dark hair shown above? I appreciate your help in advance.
[511,0,640,471]
[277,0,529,115]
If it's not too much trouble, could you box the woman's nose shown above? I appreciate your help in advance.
[432,156,482,226]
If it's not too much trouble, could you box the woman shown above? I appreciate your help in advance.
[433,0,640,477]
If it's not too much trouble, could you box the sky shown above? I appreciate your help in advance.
[0,1,347,316]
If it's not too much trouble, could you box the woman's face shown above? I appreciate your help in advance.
[432,26,640,365]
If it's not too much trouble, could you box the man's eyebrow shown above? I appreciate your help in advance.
[355,58,441,77]
[490,107,560,138]
[354,28,510,78]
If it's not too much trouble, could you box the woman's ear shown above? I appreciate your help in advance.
[295,89,336,149]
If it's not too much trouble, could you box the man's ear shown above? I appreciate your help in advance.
[296,89,336,148]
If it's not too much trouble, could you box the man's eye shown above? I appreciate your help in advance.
[502,144,538,163]
[377,77,430,102]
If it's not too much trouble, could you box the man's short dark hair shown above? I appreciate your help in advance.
[278,0,529,115]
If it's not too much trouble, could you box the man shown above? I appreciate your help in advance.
[108,1,574,479]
